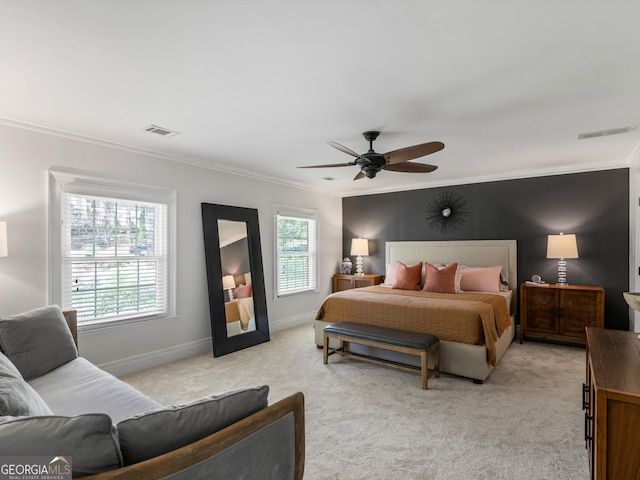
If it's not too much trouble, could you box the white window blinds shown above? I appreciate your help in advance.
[276,210,318,296]
[49,169,175,327]
[61,193,168,323]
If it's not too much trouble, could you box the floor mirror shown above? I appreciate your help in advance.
[201,203,270,356]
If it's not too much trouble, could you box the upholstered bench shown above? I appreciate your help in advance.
[323,322,440,390]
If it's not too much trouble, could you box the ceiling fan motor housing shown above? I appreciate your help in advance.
[363,166,380,178]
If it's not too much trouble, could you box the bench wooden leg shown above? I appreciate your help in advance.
[323,334,329,364]
[421,351,428,390]
[422,343,440,389]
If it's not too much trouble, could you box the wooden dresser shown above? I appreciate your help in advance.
[519,283,604,344]
[584,327,640,479]
[332,273,383,292]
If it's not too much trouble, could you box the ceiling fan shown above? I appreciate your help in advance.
[299,131,444,180]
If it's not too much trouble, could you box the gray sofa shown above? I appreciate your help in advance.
[0,306,304,479]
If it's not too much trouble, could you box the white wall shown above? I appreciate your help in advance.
[630,146,640,332]
[0,123,343,374]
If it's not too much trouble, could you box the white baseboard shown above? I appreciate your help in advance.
[269,311,316,332]
[98,337,212,377]
[98,312,316,377]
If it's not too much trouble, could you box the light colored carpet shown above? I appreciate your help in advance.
[122,323,590,480]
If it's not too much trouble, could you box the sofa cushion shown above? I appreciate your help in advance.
[28,357,163,424]
[0,351,52,416]
[117,385,269,466]
[0,305,78,380]
[0,349,21,378]
[0,413,123,477]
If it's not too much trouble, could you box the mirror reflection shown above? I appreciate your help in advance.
[202,202,269,357]
[218,219,256,337]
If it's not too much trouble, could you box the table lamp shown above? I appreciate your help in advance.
[222,274,236,301]
[350,238,369,275]
[547,233,578,286]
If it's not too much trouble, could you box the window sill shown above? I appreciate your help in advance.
[276,288,319,299]
[78,313,177,333]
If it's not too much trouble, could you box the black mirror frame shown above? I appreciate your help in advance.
[201,203,270,356]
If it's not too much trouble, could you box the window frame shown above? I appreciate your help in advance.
[49,169,177,329]
[274,204,319,298]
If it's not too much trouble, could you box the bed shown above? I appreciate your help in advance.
[314,240,517,383]
[225,298,256,337]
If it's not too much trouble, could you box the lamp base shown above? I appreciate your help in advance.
[355,255,364,275]
[556,259,568,286]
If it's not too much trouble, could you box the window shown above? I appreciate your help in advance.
[49,170,175,326]
[275,206,318,296]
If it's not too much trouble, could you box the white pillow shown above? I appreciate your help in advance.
[384,263,397,285]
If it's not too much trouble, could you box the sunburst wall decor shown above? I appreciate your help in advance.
[425,191,468,233]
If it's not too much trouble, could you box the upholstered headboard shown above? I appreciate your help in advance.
[385,240,518,308]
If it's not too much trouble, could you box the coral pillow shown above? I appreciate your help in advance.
[236,283,252,298]
[423,263,458,293]
[460,266,502,292]
[391,262,423,291]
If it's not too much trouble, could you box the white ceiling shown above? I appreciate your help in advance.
[1,1,639,197]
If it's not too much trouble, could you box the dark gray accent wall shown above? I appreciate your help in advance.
[220,237,250,287]
[342,168,629,330]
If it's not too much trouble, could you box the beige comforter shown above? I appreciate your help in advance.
[225,297,255,330]
[315,286,512,366]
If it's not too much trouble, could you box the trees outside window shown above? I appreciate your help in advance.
[50,170,175,325]
[275,207,318,296]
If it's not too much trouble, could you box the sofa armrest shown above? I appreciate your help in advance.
[62,309,78,348]
[77,391,305,480]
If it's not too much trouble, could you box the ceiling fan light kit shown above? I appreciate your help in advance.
[298,131,444,180]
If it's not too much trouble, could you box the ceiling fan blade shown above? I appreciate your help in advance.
[383,141,445,165]
[353,171,366,180]
[328,141,362,158]
[384,162,438,173]
[298,162,355,168]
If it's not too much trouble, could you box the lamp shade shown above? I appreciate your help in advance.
[0,222,7,257]
[547,233,578,259]
[222,274,236,290]
[350,238,369,257]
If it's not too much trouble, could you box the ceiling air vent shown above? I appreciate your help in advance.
[144,125,180,137]
[578,125,637,140]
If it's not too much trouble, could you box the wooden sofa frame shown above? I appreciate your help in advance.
[61,311,305,480]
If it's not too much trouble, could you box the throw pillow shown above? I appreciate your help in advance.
[0,351,52,416]
[384,263,397,285]
[117,385,269,466]
[434,263,465,292]
[423,263,458,293]
[0,305,78,380]
[236,283,252,298]
[460,266,502,292]
[0,414,122,477]
[391,262,423,291]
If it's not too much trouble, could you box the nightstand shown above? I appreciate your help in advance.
[519,283,604,344]
[333,273,383,292]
